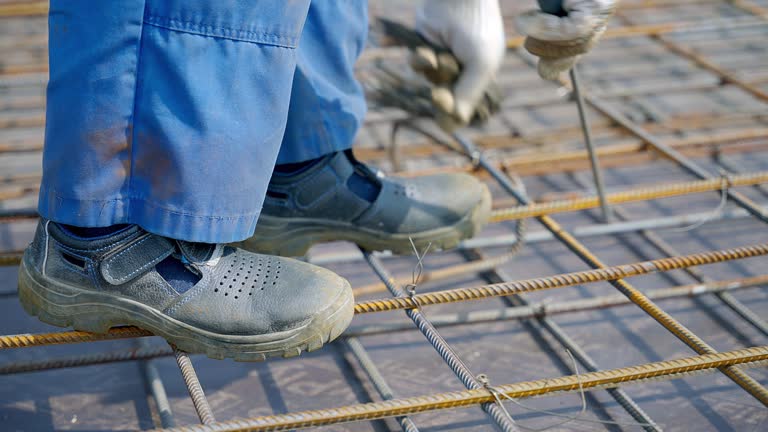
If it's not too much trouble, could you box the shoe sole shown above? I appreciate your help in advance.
[237,184,492,256]
[17,256,354,362]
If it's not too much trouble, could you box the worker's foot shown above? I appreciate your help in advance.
[236,150,491,256]
[17,220,354,361]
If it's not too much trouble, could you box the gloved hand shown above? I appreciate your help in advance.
[415,0,506,128]
[517,0,617,81]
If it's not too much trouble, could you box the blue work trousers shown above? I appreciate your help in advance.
[39,0,368,243]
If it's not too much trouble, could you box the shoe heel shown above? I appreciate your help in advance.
[18,261,71,328]
[17,259,114,333]
[17,264,42,317]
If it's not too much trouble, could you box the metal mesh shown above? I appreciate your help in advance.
[1,1,768,431]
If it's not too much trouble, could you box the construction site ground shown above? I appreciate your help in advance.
[0,1,767,431]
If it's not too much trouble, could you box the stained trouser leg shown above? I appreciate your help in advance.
[276,0,369,164]
[39,0,310,243]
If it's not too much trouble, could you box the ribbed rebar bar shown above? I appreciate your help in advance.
[151,347,768,432]
[0,325,152,348]
[139,339,177,428]
[0,345,172,375]
[345,338,420,432]
[569,67,612,222]
[569,171,768,338]
[0,273,763,376]
[2,241,765,349]
[538,216,768,406]
[363,251,520,432]
[454,133,768,407]
[174,348,216,425]
[490,170,768,222]
[348,274,768,337]
[0,251,23,266]
[469,244,660,431]
[354,242,768,313]
[584,82,768,226]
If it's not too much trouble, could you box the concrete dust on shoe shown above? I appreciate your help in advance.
[240,151,493,256]
[17,219,355,361]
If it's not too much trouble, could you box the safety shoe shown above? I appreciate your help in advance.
[237,151,491,256]
[17,220,354,361]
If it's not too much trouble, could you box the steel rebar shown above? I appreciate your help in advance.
[489,170,768,222]
[569,67,612,222]
[363,250,520,432]
[149,347,768,432]
[0,274,764,375]
[174,348,216,425]
[485,258,661,432]
[348,274,768,337]
[2,240,766,350]
[453,133,768,407]
[353,242,768,313]
[140,339,177,428]
[0,344,172,375]
[569,171,768,338]
[0,325,153,348]
[345,338,420,432]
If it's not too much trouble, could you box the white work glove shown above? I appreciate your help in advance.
[416,0,506,127]
[517,0,617,80]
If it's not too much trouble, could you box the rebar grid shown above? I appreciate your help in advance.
[503,0,768,409]
[455,132,768,407]
[353,243,768,313]
[1,274,765,377]
[568,171,768,338]
[348,275,768,336]
[490,170,768,222]
[145,347,768,432]
[0,1,767,431]
[465,246,660,431]
[363,251,521,432]
[1,271,766,379]
[1,240,764,350]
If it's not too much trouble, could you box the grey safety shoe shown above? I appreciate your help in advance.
[236,151,491,256]
[17,220,354,361]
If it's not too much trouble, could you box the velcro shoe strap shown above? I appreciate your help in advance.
[100,234,175,285]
